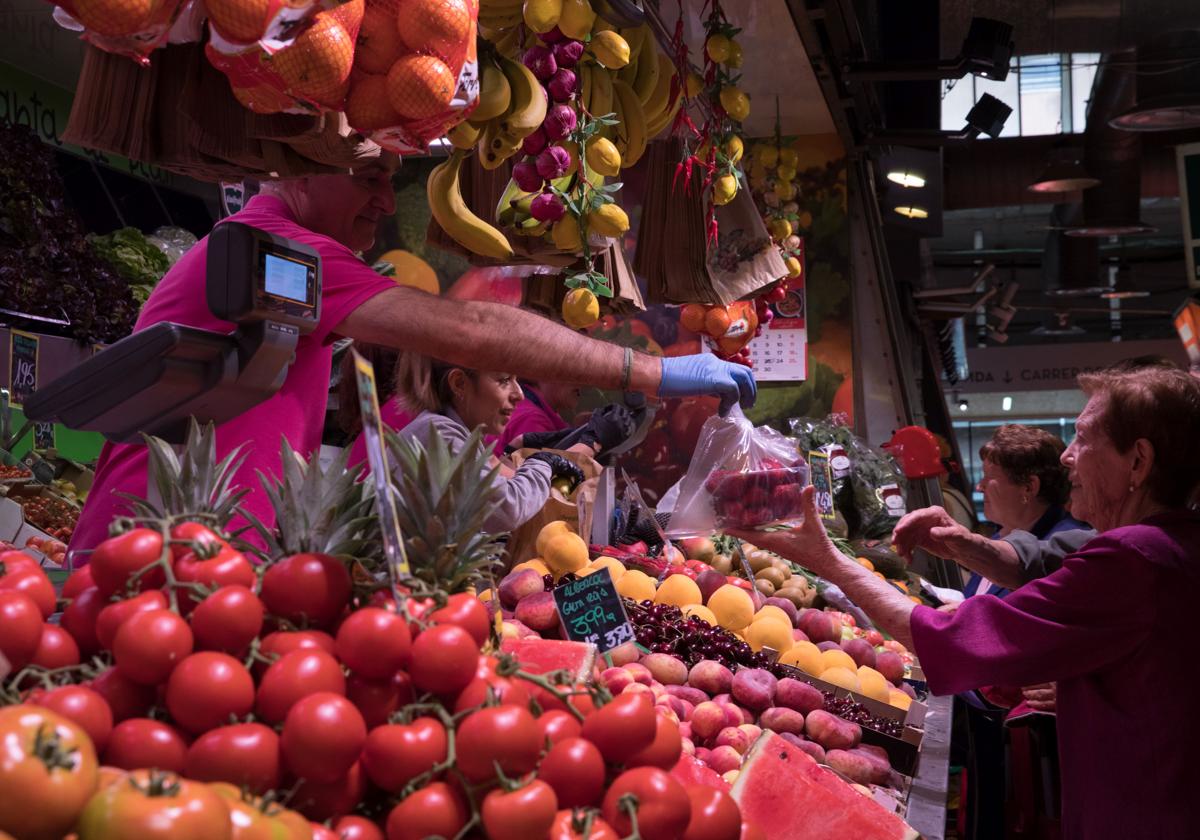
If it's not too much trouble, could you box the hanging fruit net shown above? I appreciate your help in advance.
[49,0,193,65]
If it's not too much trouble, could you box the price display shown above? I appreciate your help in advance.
[9,330,38,407]
[808,451,836,521]
[552,567,635,653]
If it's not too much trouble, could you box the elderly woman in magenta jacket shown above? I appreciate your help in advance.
[736,366,1200,840]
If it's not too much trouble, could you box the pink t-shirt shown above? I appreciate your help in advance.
[69,196,395,555]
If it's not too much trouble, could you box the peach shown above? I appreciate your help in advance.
[775,678,825,715]
[498,568,544,609]
[622,662,654,685]
[601,667,634,693]
[758,707,805,735]
[779,733,825,763]
[804,709,862,751]
[681,737,696,755]
[764,597,799,624]
[622,683,654,697]
[665,684,709,706]
[719,703,745,729]
[797,609,838,643]
[714,725,752,755]
[696,570,728,603]
[515,591,560,631]
[731,668,778,711]
[688,660,734,695]
[875,650,905,685]
[817,641,842,653]
[791,628,810,643]
[641,653,689,685]
[826,748,891,786]
[737,723,763,743]
[666,697,694,720]
[694,746,712,765]
[691,701,727,741]
[678,721,693,740]
[607,641,641,666]
[842,638,877,670]
[707,745,743,774]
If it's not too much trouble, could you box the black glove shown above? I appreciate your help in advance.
[577,403,638,455]
[518,428,573,450]
[526,451,586,491]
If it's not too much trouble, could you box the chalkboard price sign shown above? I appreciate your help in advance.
[808,450,836,521]
[33,422,55,450]
[552,566,635,653]
[9,330,39,407]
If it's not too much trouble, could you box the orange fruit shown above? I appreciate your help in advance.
[271,11,356,101]
[679,303,707,333]
[386,53,456,119]
[395,0,472,64]
[206,0,275,43]
[231,83,296,115]
[345,73,401,130]
[328,0,364,34]
[355,3,404,74]
[72,0,158,37]
[704,306,732,338]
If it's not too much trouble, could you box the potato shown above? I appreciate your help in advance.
[804,709,862,751]
[758,706,806,736]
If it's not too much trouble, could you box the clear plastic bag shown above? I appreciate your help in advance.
[664,407,809,538]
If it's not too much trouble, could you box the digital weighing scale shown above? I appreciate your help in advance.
[24,223,322,445]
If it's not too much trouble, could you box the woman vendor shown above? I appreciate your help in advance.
[735,365,1200,839]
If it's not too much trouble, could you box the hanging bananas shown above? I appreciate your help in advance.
[428,150,514,260]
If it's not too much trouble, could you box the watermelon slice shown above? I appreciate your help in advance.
[499,637,597,683]
[670,752,730,792]
[732,733,918,840]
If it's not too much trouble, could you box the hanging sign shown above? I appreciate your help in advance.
[9,330,39,407]
[352,349,409,579]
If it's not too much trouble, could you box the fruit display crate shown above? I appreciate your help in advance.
[776,663,928,777]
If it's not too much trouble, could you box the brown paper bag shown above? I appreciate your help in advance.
[706,182,789,304]
[503,449,603,568]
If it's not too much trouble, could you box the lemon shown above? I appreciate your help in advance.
[513,558,551,576]
[888,688,913,711]
[586,203,630,237]
[616,569,656,601]
[775,180,796,201]
[655,574,702,607]
[712,174,738,206]
[720,86,750,121]
[590,30,631,69]
[752,605,792,627]
[767,218,792,240]
[686,72,704,98]
[725,40,744,68]
[778,640,823,675]
[562,288,600,329]
[820,648,857,674]
[587,556,626,582]
[585,136,622,177]
[775,165,797,183]
[682,604,718,625]
[544,532,589,578]
[705,33,732,63]
[755,144,779,168]
[536,521,572,556]
[785,256,802,278]
[552,218,583,252]
[857,666,891,703]
[821,666,861,693]
[708,584,754,631]
[722,135,744,164]
[745,618,794,653]
[779,148,798,168]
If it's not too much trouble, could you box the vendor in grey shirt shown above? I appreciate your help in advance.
[394,351,596,534]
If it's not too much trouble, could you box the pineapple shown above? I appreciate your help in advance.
[386,424,505,594]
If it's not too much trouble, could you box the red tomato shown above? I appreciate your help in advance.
[581,692,657,765]
[166,652,255,734]
[33,685,114,753]
[0,705,98,840]
[537,737,606,807]
[537,709,583,747]
[61,565,95,599]
[384,782,468,840]
[189,585,264,654]
[335,815,385,840]
[683,785,742,840]
[311,825,340,840]
[104,718,188,772]
[90,667,155,723]
[290,760,367,822]
[627,712,684,770]
[77,768,231,839]
[334,607,411,679]
[429,592,491,647]
[455,704,541,783]
[260,553,351,627]
[209,783,287,840]
[31,624,81,669]
[601,767,691,840]
[0,550,40,577]
[60,585,105,655]
[255,649,346,724]
[549,809,620,840]
[185,722,281,793]
[96,590,169,650]
[174,547,257,614]
[481,779,558,840]
[453,656,532,712]
[169,521,227,562]
[113,608,194,685]
[281,693,367,784]
[407,624,478,696]
[259,629,337,658]
[0,591,43,670]
[0,567,55,619]
[361,717,448,792]
[346,671,415,729]
[90,528,165,597]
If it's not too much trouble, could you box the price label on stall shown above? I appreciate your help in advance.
[33,422,55,450]
[808,451,836,521]
[552,567,635,653]
[8,330,38,407]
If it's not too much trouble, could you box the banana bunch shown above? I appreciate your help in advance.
[459,54,548,171]
[427,149,515,261]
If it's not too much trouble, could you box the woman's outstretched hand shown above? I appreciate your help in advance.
[726,485,845,577]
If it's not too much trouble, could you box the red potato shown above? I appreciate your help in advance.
[804,709,862,751]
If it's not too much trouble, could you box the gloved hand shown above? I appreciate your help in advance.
[519,428,573,450]
[577,403,638,455]
[659,354,757,415]
[526,451,586,491]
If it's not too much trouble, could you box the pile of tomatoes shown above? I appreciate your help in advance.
[0,522,763,840]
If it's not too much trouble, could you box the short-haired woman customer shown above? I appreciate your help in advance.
[738,366,1200,839]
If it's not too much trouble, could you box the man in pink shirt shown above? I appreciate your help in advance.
[71,154,756,555]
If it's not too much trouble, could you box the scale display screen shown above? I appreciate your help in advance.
[263,253,311,303]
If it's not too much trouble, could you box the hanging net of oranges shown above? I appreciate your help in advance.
[49,0,192,64]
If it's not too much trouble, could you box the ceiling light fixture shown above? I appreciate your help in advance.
[1001,396,1013,412]
[958,399,970,412]
[894,206,929,219]
[1027,148,1100,193]
[887,170,927,188]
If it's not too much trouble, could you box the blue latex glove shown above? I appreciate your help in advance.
[659,354,757,415]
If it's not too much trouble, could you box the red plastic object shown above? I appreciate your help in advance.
[884,426,945,479]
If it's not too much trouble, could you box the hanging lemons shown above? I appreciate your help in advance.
[562,287,600,328]
[712,173,738,206]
